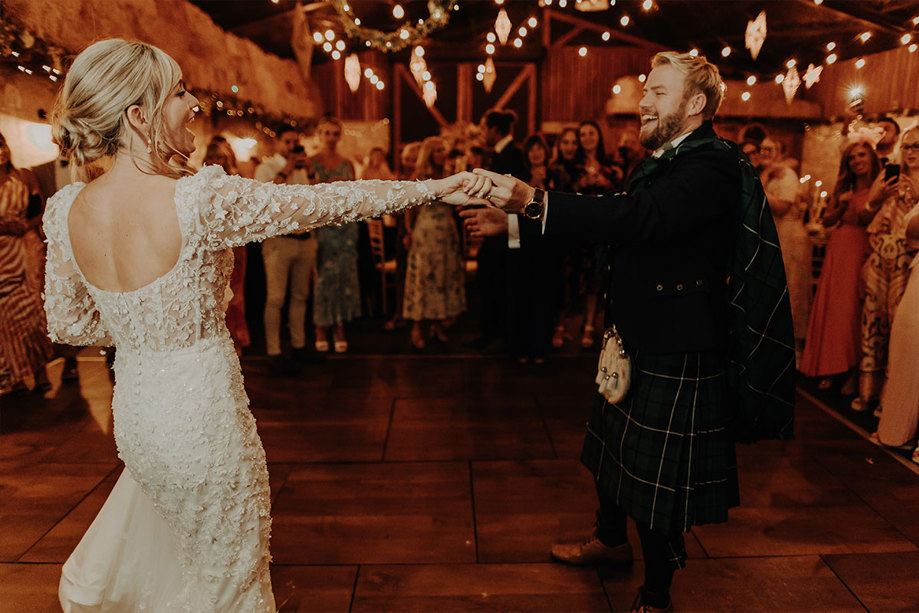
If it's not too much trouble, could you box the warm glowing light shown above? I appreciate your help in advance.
[486,43,496,54]
[689,48,698,57]
[746,75,757,86]
[786,59,796,68]
[620,15,630,26]
[721,46,731,57]
[528,17,538,27]
[902,34,912,45]
[393,4,404,19]
[642,0,653,10]
[775,74,785,84]
[578,46,588,56]
[602,31,611,41]
[420,70,430,81]
[815,180,823,187]
[513,38,523,48]
[415,46,425,57]
[859,31,871,43]
[323,42,333,52]
[376,81,385,90]
[324,29,335,41]
[424,81,435,91]
[331,50,341,60]
[826,42,836,51]
[638,74,646,82]
[370,74,379,84]
[400,29,410,40]
[913,16,919,26]
[487,32,496,43]
[335,40,345,51]
[354,18,361,25]
[364,68,373,78]
[476,72,485,81]
[848,85,865,100]
[910,44,918,53]
[820,190,828,199]
[313,32,323,44]
[741,91,751,101]
[612,84,622,94]
[495,8,512,44]
[827,53,837,64]
[231,84,239,93]
[519,27,527,37]
[814,0,823,4]
[477,64,486,73]
[855,58,866,69]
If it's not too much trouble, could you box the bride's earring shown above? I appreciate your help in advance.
[145,136,153,154]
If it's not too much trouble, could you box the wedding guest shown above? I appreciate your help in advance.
[875,115,901,166]
[759,137,810,365]
[0,131,54,395]
[874,194,919,461]
[548,127,579,349]
[801,139,881,391]
[571,120,621,349]
[361,147,394,181]
[204,141,250,355]
[853,126,916,411]
[255,124,317,369]
[402,136,466,349]
[614,127,646,179]
[310,116,360,353]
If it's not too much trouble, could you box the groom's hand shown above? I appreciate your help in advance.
[470,168,534,213]
[459,206,509,238]
[432,171,492,206]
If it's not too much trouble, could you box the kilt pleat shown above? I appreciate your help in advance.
[581,350,739,535]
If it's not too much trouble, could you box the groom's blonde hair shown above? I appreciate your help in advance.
[652,51,724,120]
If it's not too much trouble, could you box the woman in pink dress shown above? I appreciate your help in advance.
[801,140,881,390]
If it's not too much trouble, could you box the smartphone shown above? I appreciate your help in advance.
[291,145,305,155]
[885,163,900,181]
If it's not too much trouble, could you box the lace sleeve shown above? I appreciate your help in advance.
[182,165,436,250]
[42,188,112,346]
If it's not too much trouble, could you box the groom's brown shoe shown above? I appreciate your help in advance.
[550,534,633,567]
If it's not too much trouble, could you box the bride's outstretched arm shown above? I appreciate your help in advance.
[190,166,489,250]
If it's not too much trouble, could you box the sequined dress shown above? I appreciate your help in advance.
[43,165,433,612]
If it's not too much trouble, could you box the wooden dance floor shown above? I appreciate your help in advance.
[2,348,919,612]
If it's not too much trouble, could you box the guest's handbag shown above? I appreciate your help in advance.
[596,326,632,404]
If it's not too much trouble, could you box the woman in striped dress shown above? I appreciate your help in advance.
[0,131,53,395]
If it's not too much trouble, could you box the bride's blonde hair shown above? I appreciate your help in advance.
[52,39,190,180]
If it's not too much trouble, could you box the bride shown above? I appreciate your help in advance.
[45,39,490,612]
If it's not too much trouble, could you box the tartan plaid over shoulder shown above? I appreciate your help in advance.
[723,141,796,442]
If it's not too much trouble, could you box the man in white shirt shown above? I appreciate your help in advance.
[254,125,318,370]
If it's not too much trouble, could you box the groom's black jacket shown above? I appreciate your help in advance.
[538,121,738,354]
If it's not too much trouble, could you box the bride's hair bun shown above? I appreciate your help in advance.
[51,39,186,178]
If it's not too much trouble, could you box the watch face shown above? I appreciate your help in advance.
[525,202,541,218]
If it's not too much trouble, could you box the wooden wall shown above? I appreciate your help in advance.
[311,51,391,121]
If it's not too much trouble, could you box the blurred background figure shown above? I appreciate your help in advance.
[0,131,53,395]
[802,139,881,392]
[310,116,360,353]
[204,139,250,356]
[402,136,466,349]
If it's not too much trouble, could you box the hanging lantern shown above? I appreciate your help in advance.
[802,63,822,89]
[782,65,800,104]
[344,54,361,92]
[575,0,607,10]
[410,46,428,88]
[495,8,512,45]
[482,56,497,93]
[745,11,766,60]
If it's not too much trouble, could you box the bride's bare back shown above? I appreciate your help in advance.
[68,170,182,293]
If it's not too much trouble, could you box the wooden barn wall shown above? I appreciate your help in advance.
[311,52,391,121]
[809,45,919,117]
[542,46,654,123]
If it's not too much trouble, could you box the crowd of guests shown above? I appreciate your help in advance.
[3,108,919,464]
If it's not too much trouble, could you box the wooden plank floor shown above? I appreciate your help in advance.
[2,349,918,612]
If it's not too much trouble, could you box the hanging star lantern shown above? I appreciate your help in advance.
[802,63,822,89]
[422,81,438,108]
[344,54,361,93]
[495,8,512,45]
[409,46,428,89]
[483,56,497,93]
[782,65,801,104]
[745,11,767,60]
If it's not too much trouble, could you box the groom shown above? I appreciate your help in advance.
[462,51,795,613]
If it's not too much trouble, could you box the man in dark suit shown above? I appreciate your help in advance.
[471,109,527,351]
[462,52,794,613]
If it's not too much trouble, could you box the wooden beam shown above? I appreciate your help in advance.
[547,8,666,50]
[494,64,534,111]
[395,64,448,128]
[457,63,473,125]
[803,0,906,34]
[394,66,402,173]
[527,63,537,136]
[550,26,585,50]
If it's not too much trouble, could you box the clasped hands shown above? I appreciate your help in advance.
[432,169,535,238]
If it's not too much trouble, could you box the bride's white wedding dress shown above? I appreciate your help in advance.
[43,165,434,612]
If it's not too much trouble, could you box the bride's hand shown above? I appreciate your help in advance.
[429,171,492,206]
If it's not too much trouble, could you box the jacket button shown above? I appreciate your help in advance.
[696,279,703,286]
[676,284,684,291]
[656,284,663,292]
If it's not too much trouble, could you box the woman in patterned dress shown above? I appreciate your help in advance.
[402,136,466,349]
[0,131,53,395]
[310,116,360,353]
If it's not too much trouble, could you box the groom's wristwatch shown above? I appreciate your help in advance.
[522,187,546,219]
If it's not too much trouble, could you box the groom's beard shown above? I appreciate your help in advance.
[639,99,688,151]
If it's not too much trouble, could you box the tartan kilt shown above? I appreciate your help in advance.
[581,349,740,535]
